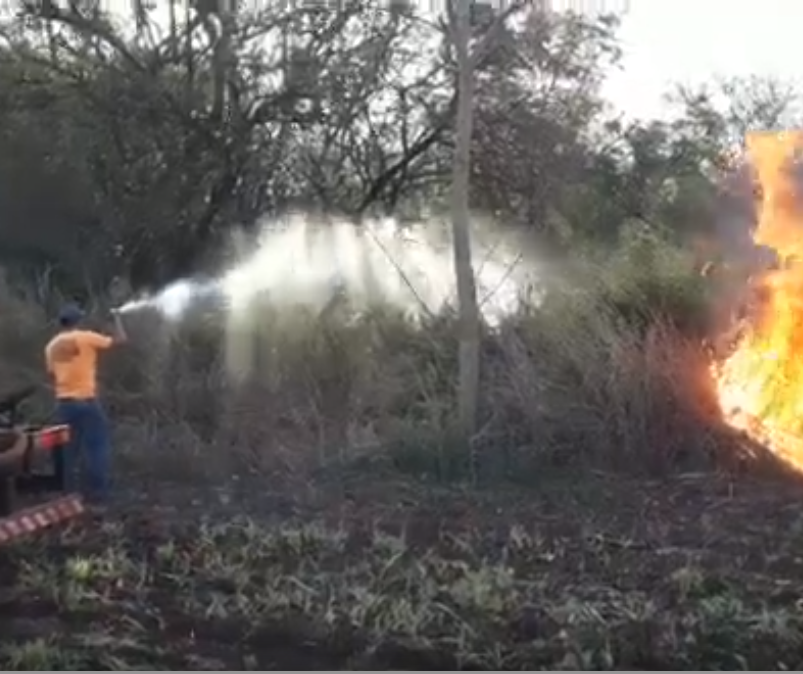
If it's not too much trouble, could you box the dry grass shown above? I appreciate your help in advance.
[0,231,752,484]
[0,230,793,670]
[0,227,724,484]
[114,244,725,484]
[84,301,721,485]
[96,263,722,483]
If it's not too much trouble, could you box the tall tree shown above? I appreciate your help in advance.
[447,0,525,457]
[448,0,480,451]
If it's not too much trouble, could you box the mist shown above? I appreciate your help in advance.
[117,214,541,325]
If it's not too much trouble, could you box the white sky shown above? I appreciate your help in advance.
[28,0,800,122]
[603,0,803,120]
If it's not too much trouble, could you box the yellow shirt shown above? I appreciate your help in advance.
[45,330,113,399]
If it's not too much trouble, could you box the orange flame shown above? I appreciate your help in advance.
[715,130,803,469]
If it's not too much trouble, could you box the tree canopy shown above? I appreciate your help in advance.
[0,0,790,293]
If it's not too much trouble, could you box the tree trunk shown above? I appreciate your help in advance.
[168,0,177,60]
[449,0,481,449]
[212,0,235,122]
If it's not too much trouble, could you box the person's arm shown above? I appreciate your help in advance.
[82,322,123,350]
[75,311,128,351]
[81,331,114,350]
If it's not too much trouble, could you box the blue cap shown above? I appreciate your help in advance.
[58,303,85,327]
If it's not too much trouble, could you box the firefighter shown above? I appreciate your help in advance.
[44,304,127,506]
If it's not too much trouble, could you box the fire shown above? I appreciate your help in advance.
[715,130,803,470]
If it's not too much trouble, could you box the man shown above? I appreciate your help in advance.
[44,304,127,505]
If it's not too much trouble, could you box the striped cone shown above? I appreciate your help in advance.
[0,494,84,544]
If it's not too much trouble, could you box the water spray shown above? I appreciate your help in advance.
[111,215,539,325]
[114,279,220,319]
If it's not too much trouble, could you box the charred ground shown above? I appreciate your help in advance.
[2,463,803,671]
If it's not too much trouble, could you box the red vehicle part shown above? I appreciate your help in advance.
[0,493,84,543]
[33,424,71,451]
[2,424,72,475]
[0,424,85,544]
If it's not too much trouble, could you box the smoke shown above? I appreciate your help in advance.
[116,214,540,325]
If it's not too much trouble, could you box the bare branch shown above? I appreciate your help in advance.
[469,1,528,71]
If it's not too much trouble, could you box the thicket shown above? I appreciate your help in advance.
[0,223,725,484]
[0,2,787,482]
[4,4,803,670]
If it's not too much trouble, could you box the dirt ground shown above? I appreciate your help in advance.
[1,465,803,670]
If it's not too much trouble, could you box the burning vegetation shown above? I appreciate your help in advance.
[715,131,803,470]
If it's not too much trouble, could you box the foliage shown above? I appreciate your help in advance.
[0,0,744,292]
[593,222,712,335]
[0,0,785,291]
[0,1,799,669]
[0,231,720,481]
[0,0,787,480]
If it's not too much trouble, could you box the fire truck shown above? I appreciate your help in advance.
[0,385,83,544]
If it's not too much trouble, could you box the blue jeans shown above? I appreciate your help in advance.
[54,398,110,503]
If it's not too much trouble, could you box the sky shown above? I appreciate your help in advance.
[603,0,803,120]
[15,0,799,122]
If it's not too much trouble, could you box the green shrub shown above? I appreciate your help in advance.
[592,220,712,336]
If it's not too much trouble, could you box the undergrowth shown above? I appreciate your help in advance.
[0,226,794,672]
[0,225,729,482]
